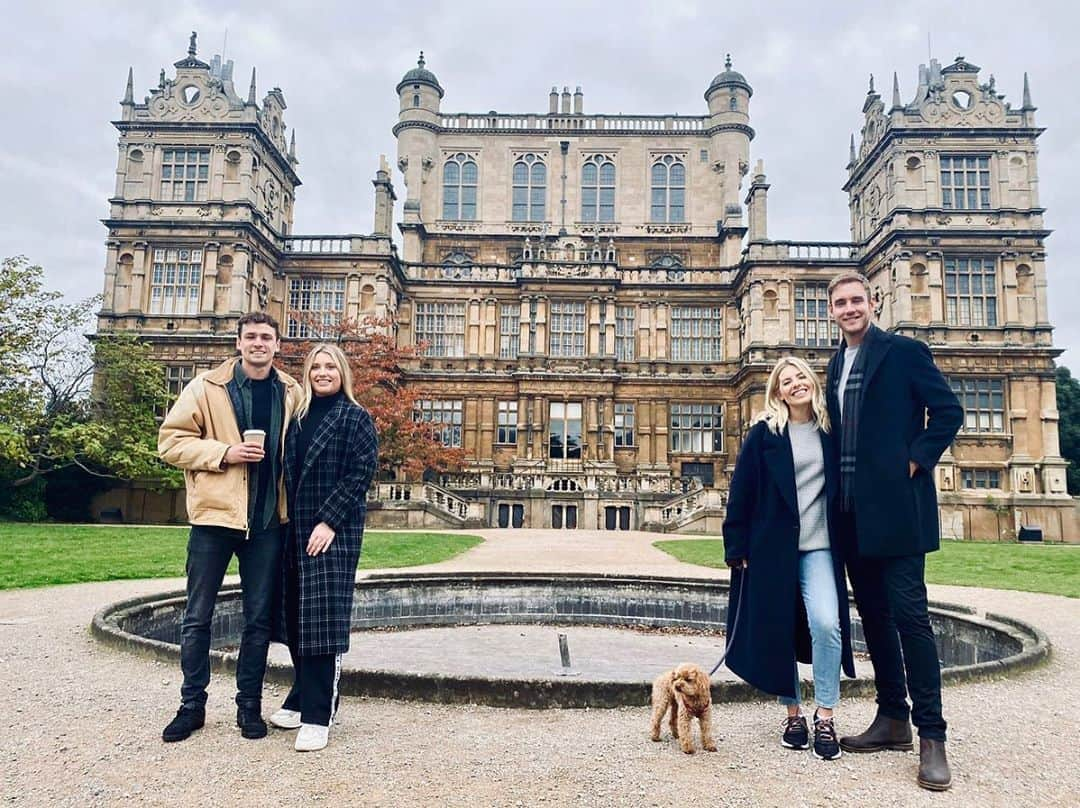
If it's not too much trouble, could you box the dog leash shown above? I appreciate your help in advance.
[709,566,747,677]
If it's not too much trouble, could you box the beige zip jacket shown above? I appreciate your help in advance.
[158,357,302,531]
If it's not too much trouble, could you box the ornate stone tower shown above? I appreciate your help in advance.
[99,32,301,364]
[393,52,443,262]
[844,56,1070,538]
[704,54,754,226]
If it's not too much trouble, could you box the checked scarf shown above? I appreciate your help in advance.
[833,327,874,511]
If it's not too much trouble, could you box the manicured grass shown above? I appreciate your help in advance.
[653,538,1080,598]
[0,524,483,590]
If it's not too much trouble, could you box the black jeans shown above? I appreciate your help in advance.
[179,524,282,711]
[840,512,947,742]
[282,546,341,726]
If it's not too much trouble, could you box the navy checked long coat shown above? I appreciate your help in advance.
[278,398,379,656]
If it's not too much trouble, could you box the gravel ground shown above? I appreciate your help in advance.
[2,529,1078,807]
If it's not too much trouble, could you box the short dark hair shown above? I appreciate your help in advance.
[237,311,281,340]
[827,271,871,302]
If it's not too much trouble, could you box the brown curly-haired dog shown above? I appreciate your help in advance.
[649,663,717,754]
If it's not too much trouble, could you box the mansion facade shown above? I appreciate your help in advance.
[95,35,1075,539]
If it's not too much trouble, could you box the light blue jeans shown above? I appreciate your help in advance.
[779,549,842,710]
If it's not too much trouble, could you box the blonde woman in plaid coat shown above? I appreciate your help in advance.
[271,343,378,752]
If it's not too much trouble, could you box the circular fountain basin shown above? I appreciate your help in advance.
[92,572,1050,708]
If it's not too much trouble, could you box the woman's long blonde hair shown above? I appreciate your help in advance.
[296,343,358,419]
[759,356,831,435]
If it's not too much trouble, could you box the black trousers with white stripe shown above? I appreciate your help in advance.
[283,550,341,727]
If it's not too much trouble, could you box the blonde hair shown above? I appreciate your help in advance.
[296,343,358,419]
[760,356,831,435]
[827,271,871,302]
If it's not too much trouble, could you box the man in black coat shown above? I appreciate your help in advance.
[825,272,962,791]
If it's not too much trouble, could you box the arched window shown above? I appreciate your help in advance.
[512,153,546,221]
[442,153,478,220]
[412,94,420,108]
[650,155,686,223]
[581,156,615,222]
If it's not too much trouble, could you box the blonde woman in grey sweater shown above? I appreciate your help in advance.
[723,356,856,760]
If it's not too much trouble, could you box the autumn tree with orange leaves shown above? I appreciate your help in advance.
[279,315,466,480]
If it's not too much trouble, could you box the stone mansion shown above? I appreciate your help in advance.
[95,34,1075,539]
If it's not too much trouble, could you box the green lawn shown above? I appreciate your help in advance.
[0,524,483,590]
[654,538,1080,598]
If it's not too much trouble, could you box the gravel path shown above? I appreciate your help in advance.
[2,529,1078,807]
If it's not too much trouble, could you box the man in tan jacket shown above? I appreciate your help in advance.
[158,312,302,743]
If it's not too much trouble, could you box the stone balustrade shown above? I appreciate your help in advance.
[438,113,707,133]
[404,261,737,285]
[745,240,859,262]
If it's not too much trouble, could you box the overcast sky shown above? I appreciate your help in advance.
[2,1,1077,363]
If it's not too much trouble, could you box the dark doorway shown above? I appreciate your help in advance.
[681,462,715,488]
[552,504,578,529]
[605,505,632,531]
[498,503,526,528]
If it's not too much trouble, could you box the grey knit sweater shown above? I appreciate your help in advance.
[789,420,830,552]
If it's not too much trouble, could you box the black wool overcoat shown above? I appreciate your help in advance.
[826,326,963,557]
[722,420,856,700]
[278,398,379,656]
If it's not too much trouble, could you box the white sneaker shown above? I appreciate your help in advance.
[269,708,301,730]
[295,723,329,752]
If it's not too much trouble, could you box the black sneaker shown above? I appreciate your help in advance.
[813,711,842,760]
[162,706,205,743]
[236,706,267,739]
[781,714,810,750]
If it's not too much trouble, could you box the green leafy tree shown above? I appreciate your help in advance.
[1056,365,1080,495]
[0,257,180,495]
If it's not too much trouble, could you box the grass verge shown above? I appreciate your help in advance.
[0,524,483,590]
[653,537,1080,598]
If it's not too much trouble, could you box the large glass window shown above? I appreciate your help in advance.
[497,401,518,445]
[670,306,723,361]
[614,403,635,447]
[650,155,686,223]
[287,276,345,338]
[149,247,202,315]
[670,404,724,453]
[159,364,196,417]
[414,301,466,357]
[615,305,636,360]
[160,148,210,202]
[962,468,1001,490]
[499,303,520,359]
[794,282,840,347]
[949,376,1005,433]
[945,256,997,327]
[581,156,615,222]
[442,153,478,220]
[549,300,586,357]
[940,155,991,210]
[414,399,463,447]
[512,153,546,221]
[549,401,582,459]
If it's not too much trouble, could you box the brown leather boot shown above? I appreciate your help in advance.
[838,712,913,753]
[918,739,952,791]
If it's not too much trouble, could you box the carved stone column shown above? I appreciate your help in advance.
[200,242,220,316]
[129,241,149,314]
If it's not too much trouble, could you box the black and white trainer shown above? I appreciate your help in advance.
[781,714,810,750]
[813,711,842,760]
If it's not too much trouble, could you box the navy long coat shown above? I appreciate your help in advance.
[722,420,856,699]
[825,326,963,557]
[279,398,378,656]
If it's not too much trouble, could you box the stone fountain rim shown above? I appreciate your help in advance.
[90,572,1052,709]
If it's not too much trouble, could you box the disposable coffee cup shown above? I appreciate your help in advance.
[242,429,266,449]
